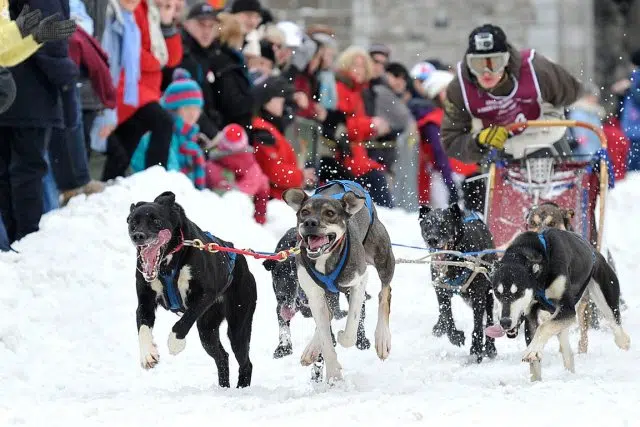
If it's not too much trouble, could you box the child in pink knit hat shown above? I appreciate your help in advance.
[205,124,271,224]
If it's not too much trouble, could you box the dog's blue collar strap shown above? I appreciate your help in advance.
[440,269,472,293]
[535,288,556,312]
[537,233,547,252]
[302,234,349,294]
[312,180,374,225]
[463,211,482,223]
[160,231,236,313]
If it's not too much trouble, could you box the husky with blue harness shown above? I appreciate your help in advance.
[127,191,257,388]
[283,180,395,383]
[419,202,498,363]
[490,228,630,381]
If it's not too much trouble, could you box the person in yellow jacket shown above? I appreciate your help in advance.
[0,1,76,113]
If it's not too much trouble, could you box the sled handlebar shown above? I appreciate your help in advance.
[504,120,608,149]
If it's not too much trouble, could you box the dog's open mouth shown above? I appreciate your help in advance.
[137,229,172,282]
[303,233,337,258]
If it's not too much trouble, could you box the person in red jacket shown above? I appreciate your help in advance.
[252,76,316,200]
[101,0,183,181]
[327,45,393,207]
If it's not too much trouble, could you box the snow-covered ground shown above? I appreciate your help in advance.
[1,167,640,427]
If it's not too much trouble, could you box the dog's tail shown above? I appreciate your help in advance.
[263,259,278,271]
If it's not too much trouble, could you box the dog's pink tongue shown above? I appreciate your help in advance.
[308,235,329,250]
[485,324,506,338]
[280,305,297,321]
[140,229,172,278]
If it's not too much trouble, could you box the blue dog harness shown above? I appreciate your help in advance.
[438,210,485,293]
[301,180,374,294]
[311,180,375,225]
[159,231,237,313]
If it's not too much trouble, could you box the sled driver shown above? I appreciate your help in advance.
[441,24,584,163]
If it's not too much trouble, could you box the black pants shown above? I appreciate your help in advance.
[0,126,50,243]
[102,102,173,181]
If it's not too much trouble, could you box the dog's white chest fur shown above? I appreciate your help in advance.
[149,265,192,308]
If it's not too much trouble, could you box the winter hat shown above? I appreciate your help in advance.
[277,21,303,48]
[410,61,436,81]
[217,123,249,152]
[369,43,391,58]
[230,0,262,14]
[253,76,295,107]
[467,24,508,55]
[260,39,276,64]
[161,68,204,110]
[186,2,220,20]
[422,70,455,99]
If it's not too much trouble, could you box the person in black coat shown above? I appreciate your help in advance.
[0,0,79,244]
[207,12,253,135]
[175,2,223,139]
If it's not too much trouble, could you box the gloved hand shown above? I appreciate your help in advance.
[31,13,77,44]
[476,125,509,150]
[15,5,42,38]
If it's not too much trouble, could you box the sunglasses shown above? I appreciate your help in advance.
[466,52,510,76]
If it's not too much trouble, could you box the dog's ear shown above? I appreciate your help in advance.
[283,188,308,212]
[154,191,176,206]
[341,191,366,216]
[562,208,575,229]
[419,205,431,221]
[449,202,463,223]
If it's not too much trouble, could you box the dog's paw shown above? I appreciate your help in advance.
[522,348,542,363]
[167,332,186,355]
[273,343,293,359]
[484,342,498,359]
[356,336,371,350]
[375,325,392,360]
[614,329,631,351]
[432,318,449,337]
[140,342,160,370]
[301,337,322,366]
[337,330,356,348]
[325,362,343,383]
[448,329,466,347]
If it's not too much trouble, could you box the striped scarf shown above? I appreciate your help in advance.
[174,116,206,189]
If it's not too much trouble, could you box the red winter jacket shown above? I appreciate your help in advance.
[252,116,304,200]
[334,72,383,177]
[68,26,116,109]
[603,116,630,181]
[116,0,183,124]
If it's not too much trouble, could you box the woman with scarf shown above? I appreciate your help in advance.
[99,0,183,181]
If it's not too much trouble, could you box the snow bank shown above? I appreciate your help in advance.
[1,168,640,426]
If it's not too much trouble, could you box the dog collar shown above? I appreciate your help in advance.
[164,229,186,260]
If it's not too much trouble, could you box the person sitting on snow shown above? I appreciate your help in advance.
[203,123,271,225]
[441,23,583,163]
[130,68,207,189]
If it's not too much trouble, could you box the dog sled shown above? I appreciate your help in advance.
[483,120,612,252]
[482,119,614,353]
